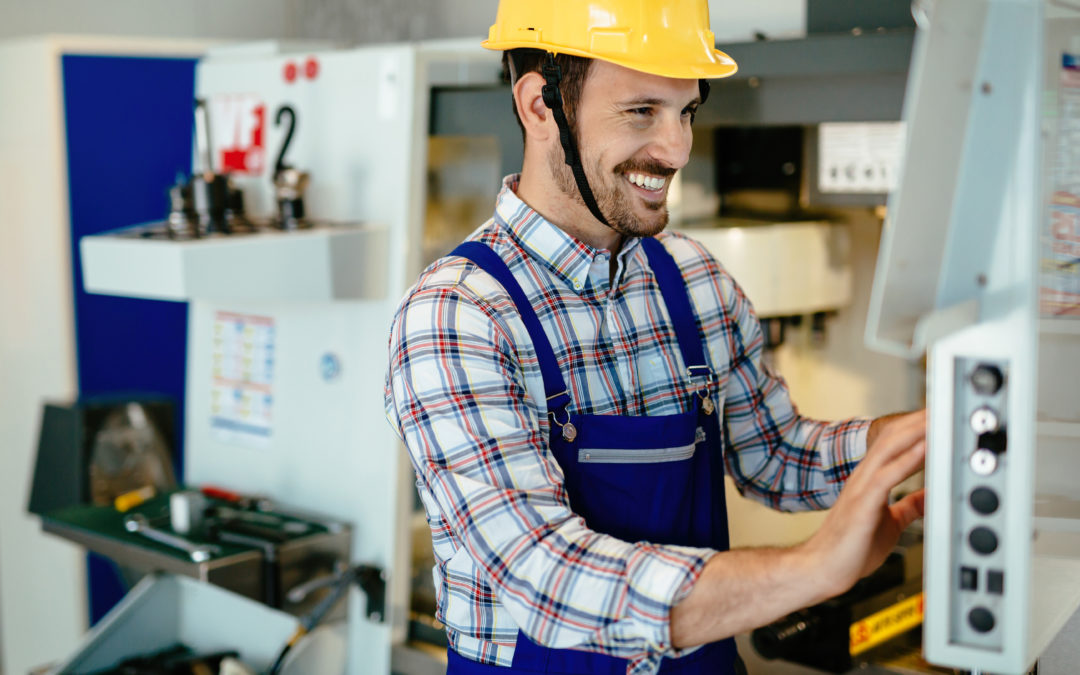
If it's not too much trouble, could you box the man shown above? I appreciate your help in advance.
[384,2,926,673]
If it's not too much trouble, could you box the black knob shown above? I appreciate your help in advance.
[971,364,1004,395]
[969,526,999,555]
[970,487,1000,515]
[969,607,996,633]
[978,430,1007,454]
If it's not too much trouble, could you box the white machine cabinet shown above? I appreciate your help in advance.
[867,1,1080,672]
[80,39,503,675]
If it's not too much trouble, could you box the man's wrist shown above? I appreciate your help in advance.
[791,537,845,603]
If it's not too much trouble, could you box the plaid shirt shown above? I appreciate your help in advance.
[384,176,870,674]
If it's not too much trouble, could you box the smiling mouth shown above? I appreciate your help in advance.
[625,172,667,193]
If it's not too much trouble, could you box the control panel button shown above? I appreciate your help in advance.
[970,406,1000,434]
[969,607,996,633]
[970,449,998,476]
[970,487,1000,515]
[988,570,1004,595]
[971,364,1005,395]
[960,566,978,590]
[969,526,999,555]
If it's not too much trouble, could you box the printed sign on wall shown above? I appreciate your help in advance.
[1042,54,1080,318]
[210,311,275,448]
[208,94,267,175]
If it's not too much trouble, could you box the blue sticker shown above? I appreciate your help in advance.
[320,353,342,381]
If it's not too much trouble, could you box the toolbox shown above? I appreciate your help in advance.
[39,490,352,618]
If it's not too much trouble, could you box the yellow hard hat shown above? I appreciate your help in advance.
[482,0,737,80]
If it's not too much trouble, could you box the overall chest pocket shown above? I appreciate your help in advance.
[561,411,706,546]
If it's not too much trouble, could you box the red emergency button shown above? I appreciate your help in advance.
[305,57,320,80]
[283,61,298,83]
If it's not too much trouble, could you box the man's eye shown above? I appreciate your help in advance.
[629,107,653,116]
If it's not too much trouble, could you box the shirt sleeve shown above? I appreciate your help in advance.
[717,263,871,512]
[383,265,713,663]
[664,232,870,512]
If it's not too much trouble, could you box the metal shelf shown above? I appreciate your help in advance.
[80,223,388,302]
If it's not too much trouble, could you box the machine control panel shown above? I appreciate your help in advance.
[950,358,1009,650]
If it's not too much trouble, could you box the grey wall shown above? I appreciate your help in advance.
[0,0,499,44]
[287,0,499,44]
[0,0,806,46]
[0,0,293,41]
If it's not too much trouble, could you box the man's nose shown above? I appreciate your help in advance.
[648,113,693,170]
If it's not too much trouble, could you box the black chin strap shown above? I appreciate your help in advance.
[538,53,712,231]
[541,54,611,228]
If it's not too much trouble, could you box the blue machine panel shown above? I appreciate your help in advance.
[62,53,197,623]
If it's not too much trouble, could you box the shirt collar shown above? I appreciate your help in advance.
[493,174,642,294]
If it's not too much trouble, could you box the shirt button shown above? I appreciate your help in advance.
[572,279,582,290]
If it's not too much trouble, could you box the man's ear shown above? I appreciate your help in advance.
[514,71,553,143]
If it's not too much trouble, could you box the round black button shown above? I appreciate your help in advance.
[969,607,996,633]
[969,526,999,555]
[971,364,1004,396]
[970,487,1000,515]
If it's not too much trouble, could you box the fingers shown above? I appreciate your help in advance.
[889,488,926,531]
[858,411,926,474]
[877,439,926,489]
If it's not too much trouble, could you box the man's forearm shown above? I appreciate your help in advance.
[672,410,929,649]
[669,544,833,648]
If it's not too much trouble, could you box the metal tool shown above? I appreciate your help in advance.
[208,505,311,534]
[124,513,220,563]
[272,105,311,230]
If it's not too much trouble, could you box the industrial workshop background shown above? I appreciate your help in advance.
[4,1,1078,674]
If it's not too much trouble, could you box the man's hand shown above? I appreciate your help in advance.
[800,410,927,596]
[866,409,923,448]
[670,410,926,649]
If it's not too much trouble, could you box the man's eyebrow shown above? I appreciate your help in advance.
[616,96,702,107]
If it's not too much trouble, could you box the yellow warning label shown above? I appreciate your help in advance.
[849,592,924,656]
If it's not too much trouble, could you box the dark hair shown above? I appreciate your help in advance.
[503,49,594,142]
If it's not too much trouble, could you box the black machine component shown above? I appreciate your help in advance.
[751,549,921,672]
[977,429,1008,454]
[714,126,804,208]
[85,644,238,675]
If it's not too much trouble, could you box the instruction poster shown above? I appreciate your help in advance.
[210,311,275,447]
[1042,53,1080,318]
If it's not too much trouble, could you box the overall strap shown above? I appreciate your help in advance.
[639,237,710,377]
[449,241,572,413]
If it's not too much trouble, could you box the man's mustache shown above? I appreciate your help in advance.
[613,158,676,178]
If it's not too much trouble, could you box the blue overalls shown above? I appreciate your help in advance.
[445,237,738,674]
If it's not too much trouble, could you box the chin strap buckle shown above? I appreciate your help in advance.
[541,57,563,109]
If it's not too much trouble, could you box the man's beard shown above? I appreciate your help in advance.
[548,141,675,239]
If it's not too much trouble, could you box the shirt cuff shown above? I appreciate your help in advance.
[624,543,714,655]
[823,417,872,486]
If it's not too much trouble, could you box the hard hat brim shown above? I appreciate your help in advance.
[482,40,738,80]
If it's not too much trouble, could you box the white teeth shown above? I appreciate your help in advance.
[627,173,665,191]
